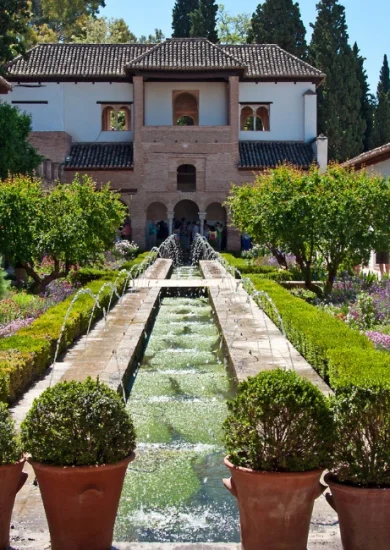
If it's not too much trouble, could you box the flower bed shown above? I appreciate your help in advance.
[0,280,77,338]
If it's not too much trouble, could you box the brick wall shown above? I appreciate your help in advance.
[29,131,72,163]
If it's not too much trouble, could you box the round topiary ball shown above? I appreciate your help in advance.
[21,378,136,466]
[331,386,390,487]
[223,369,332,472]
[0,402,22,465]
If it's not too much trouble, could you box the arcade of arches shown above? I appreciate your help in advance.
[145,199,228,249]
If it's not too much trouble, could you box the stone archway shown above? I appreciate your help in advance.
[174,199,199,224]
[205,202,227,226]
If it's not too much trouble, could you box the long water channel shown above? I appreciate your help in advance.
[115,266,240,543]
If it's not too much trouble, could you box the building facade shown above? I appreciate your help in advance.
[4,38,327,249]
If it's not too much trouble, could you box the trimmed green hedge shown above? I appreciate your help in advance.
[221,254,293,281]
[0,275,128,404]
[69,252,152,285]
[248,276,390,389]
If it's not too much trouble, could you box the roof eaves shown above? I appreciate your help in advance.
[342,143,390,169]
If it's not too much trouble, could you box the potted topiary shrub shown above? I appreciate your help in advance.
[223,369,332,550]
[21,378,136,550]
[325,386,390,550]
[0,402,27,550]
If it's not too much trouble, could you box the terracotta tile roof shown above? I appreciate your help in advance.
[65,143,133,169]
[239,141,315,169]
[221,44,324,80]
[5,44,152,80]
[5,39,324,82]
[342,142,390,170]
[127,38,246,72]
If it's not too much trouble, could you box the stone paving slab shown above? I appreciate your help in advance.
[200,261,331,395]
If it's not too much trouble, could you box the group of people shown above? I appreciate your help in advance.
[173,218,226,252]
[147,218,227,252]
[147,220,169,249]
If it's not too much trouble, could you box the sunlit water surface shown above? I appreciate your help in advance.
[115,269,239,543]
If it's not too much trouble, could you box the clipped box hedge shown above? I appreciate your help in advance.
[70,252,152,285]
[0,274,128,404]
[221,253,293,281]
[248,276,390,390]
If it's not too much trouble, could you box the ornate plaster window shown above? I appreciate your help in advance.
[102,105,131,131]
[173,91,199,126]
[240,104,270,132]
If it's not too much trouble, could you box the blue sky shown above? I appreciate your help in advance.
[101,0,389,94]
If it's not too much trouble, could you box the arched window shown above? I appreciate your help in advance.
[257,106,270,131]
[240,106,254,131]
[173,91,199,126]
[117,106,131,131]
[177,115,195,126]
[240,105,270,131]
[177,164,196,192]
[102,106,116,131]
[102,105,132,131]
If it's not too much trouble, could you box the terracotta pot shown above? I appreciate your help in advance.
[325,472,390,550]
[30,453,135,550]
[223,456,325,550]
[0,459,28,550]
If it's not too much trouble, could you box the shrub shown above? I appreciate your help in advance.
[331,386,390,487]
[248,276,390,389]
[0,402,22,465]
[221,253,292,281]
[21,378,136,466]
[223,369,332,472]
[0,274,127,404]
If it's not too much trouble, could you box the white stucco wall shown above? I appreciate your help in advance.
[239,82,317,142]
[364,158,390,177]
[144,82,229,126]
[4,82,134,142]
[3,82,64,131]
[63,82,133,142]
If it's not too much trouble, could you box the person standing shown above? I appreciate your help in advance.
[147,220,158,250]
[121,219,132,241]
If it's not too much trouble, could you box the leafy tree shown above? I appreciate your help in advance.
[0,0,31,71]
[226,165,390,295]
[172,0,199,38]
[0,263,10,300]
[217,4,251,44]
[75,16,137,43]
[373,54,390,148]
[353,43,375,152]
[309,0,365,162]
[0,175,126,292]
[31,0,106,42]
[0,102,41,180]
[247,0,307,60]
[190,0,219,43]
[138,29,165,44]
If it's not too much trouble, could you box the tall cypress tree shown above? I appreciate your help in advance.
[247,0,307,60]
[373,55,390,147]
[353,43,374,151]
[309,0,364,161]
[190,0,219,43]
[172,0,199,38]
